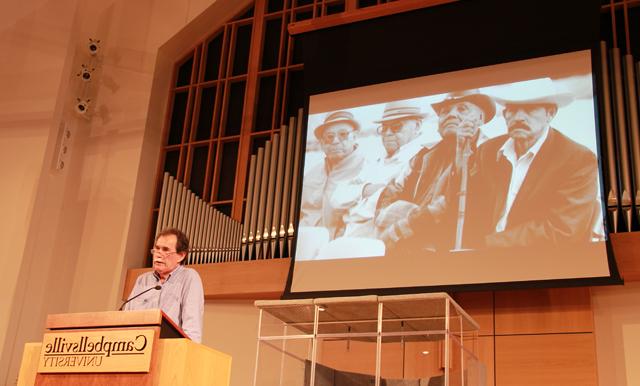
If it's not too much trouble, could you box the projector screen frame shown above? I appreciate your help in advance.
[282,0,623,299]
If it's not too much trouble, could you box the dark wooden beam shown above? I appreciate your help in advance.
[288,0,458,35]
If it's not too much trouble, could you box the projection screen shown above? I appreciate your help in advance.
[289,49,616,295]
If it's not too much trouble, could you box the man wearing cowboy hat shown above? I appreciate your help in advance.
[467,78,600,248]
[375,89,496,254]
[299,110,366,240]
[333,100,430,238]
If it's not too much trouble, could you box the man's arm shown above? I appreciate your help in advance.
[299,165,325,227]
[375,150,448,244]
[180,270,204,343]
[485,152,599,247]
[329,179,371,211]
[376,156,415,211]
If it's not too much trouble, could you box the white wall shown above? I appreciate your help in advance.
[204,301,261,386]
[0,1,79,383]
[0,0,256,384]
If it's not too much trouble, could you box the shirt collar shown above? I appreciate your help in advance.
[153,264,184,282]
[498,127,550,163]
[385,137,424,162]
[325,146,360,171]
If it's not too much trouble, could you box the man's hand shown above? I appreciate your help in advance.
[427,195,446,220]
[363,183,385,198]
[375,200,420,230]
[376,200,422,245]
[456,122,478,139]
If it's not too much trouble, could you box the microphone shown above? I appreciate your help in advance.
[118,285,161,311]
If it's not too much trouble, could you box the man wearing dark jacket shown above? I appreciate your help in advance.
[375,89,496,254]
[467,80,600,248]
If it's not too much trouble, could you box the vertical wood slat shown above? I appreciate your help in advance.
[234,0,269,221]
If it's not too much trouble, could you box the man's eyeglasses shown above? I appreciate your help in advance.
[150,248,177,256]
[377,121,405,135]
[321,130,353,144]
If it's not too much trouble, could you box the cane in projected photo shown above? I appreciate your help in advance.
[375,89,496,255]
[466,78,601,248]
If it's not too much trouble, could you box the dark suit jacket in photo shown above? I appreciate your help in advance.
[466,128,600,248]
[376,137,466,253]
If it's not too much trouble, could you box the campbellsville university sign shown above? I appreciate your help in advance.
[37,329,155,373]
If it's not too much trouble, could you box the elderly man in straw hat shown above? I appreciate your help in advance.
[332,100,430,238]
[466,78,600,248]
[299,110,366,241]
[375,89,496,254]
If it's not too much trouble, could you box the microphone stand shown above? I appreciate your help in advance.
[118,285,161,311]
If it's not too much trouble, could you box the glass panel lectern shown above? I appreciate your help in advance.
[253,293,484,386]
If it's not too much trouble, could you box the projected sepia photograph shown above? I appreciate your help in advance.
[295,51,604,266]
[288,49,615,295]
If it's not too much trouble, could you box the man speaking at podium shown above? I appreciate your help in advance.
[123,228,204,343]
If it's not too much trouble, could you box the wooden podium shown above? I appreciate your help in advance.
[17,309,231,386]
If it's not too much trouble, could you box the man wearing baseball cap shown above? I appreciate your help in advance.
[375,89,496,254]
[468,78,600,248]
[299,110,365,240]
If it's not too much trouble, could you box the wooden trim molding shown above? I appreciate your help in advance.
[123,258,291,301]
[288,0,458,35]
[610,231,640,281]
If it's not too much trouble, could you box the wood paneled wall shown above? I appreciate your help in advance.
[455,288,598,386]
[123,232,640,385]
[123,258,290,301]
